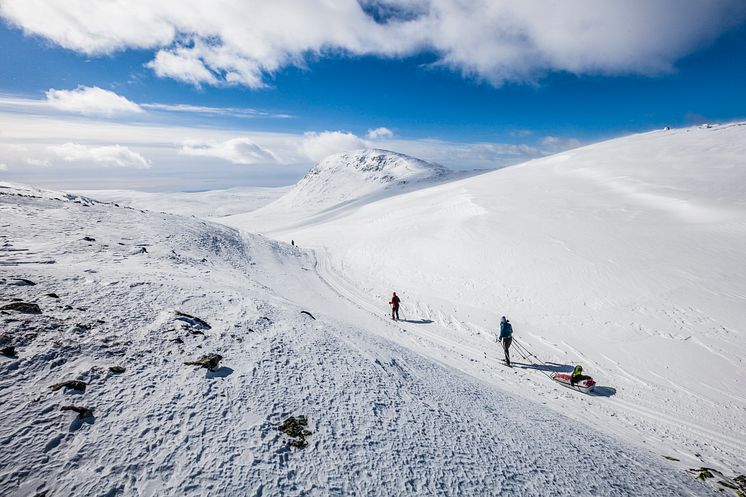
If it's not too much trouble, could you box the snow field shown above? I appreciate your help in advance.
[0,186,722,496]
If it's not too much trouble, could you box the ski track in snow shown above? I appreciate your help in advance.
[0,188,722,496]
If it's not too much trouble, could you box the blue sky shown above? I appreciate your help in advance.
[0,1,745,190]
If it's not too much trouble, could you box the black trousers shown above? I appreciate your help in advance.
[392,306,399,320]
[571,374,592,385]
[502,336,512,363]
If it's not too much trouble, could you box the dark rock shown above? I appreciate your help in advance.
[82,236,96,242]
[46,293,60,299]
[689,467,716,481]
[289,438,308,449]
[171,337,184,344]
[0,302,41,314]
[174,311,211,330]
[662,455,680,461]
[109,366,125,374]
[61,405,93,419]
[50,380,87,392]
[184,354,222,372]
[1,346,16,357]
[278,415,312,449]
[12,278,36,286]
[136,247,148,254]
[734,475,746,490]
[300,310,316,320]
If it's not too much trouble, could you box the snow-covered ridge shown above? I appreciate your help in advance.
[0,181,100,206]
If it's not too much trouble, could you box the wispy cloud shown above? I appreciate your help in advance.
[0,91,290,121]
[48,143,151,168]
[0,104,571,188]
[24,158,51,167]
[366,127,394,140]
[180,138,280,165]
[1,0,743,87]
[301,131,368,162]
[141,103,292,119]
[541,136,583,152]
[46,86,143,116]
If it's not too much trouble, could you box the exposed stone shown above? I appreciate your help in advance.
[12,278,35,286]
[61,405,93,419]
[50,380,87,392]
[109,366,126,374]
[1,346,16,357]
[689,467,715,481]
[278,415,312,448]
[0,302,41,314]
[174,311,211,330]
[184,354,222,372]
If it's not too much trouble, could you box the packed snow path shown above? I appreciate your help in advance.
[0,187,720,496]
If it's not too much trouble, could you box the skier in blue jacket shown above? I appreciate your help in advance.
[498,316,513,366]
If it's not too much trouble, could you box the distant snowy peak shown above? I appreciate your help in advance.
[303,149,448,186]
[280,149,450,210]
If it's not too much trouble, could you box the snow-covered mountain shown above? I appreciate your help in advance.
[224,123,746,479]
[281,148,449,209]
[226,149,451,232]
[2,181,722,496]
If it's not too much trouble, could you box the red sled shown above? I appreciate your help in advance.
[552,373,596,394]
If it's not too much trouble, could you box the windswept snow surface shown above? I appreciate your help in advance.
[0,183,720,496]
[223,124,746,477]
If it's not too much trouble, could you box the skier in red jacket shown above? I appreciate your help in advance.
[389,292,401,321]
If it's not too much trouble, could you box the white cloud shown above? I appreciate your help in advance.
[541,136,583,152]
[0,106,566,188]
[146,47,220,87]
[2,1,743,88]
[180,137,279,165]
[45,86,143,116]
[301,131,367,162]
[48,143,150,168]
[366,127,394,140]
[0,163,8,171]
[25,158,51,167]
[141,102,291,119]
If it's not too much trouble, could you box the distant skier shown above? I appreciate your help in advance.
[498,316,513,366]
[389,292,400,321]
[570,365,592,386]
[291,240,295,246]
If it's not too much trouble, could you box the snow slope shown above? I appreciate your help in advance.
[223,123,746,476]
[0,183,723,496]
[229,149,451,232]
